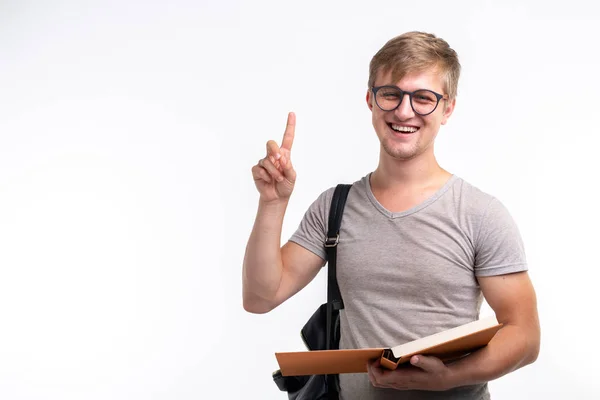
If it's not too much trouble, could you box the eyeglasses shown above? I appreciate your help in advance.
[371,86,448,116]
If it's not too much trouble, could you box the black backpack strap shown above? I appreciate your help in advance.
[325,183,352,314]
[324,184,352,400]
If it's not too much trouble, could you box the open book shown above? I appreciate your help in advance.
[275,316,502,376]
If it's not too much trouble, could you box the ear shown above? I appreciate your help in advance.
[441,98,456,125]
[366,89,374,111]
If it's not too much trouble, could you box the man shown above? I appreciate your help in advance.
[242,31,540,399]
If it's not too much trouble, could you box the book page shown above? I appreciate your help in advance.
[391,316,499,358]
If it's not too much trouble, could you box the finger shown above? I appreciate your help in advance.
[260,157,284,182]
[367,361,388,387]
[279,156,296,182]
[266,140,282,163]
[409,355,443,373]
[366,363,378,386]
[253,164,272,183]
[281,112,295,151]
[369,369,391,389]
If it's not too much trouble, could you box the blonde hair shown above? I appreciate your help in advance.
[368,31,461,100]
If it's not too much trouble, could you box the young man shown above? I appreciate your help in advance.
[242,31,540,399]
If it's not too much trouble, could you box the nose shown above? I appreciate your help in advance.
[394,93,415,120]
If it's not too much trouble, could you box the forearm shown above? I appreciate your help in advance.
[242,199,289,312]
[446,323,540,388]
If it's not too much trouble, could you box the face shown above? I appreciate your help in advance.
[366,68,455,161]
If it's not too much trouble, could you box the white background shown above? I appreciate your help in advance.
[1,0,599,399]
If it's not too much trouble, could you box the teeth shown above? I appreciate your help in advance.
[391,124,418,133]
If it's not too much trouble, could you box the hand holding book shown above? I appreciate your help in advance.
[367,354,455,391]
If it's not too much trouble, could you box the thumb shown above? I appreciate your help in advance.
[410,355,444,372]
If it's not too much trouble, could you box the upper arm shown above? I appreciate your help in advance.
[271,241,326,306]
[258,187,333,311]
[473,196,538,331]
[245,241,325,313]
[268,187,334,308]
[478,272,540,349]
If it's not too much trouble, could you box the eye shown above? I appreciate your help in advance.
[381,91,399,98]
[378,89,401,99]
[413,91,436,103]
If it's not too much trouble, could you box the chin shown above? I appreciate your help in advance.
[382,145,419,160]
[379,138,416,159]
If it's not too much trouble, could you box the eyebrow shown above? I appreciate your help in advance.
[377,84,440,92]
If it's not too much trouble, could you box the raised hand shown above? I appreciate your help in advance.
[252,112,297,203]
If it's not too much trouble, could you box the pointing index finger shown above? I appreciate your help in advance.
[281,112,295,151]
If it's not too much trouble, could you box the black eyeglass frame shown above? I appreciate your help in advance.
[371,85,449,116]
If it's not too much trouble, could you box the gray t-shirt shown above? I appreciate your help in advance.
[289,174,528,400]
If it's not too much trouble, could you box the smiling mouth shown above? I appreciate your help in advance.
[388,123,419,133]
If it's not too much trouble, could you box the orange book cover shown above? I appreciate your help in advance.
[275,316,502,376]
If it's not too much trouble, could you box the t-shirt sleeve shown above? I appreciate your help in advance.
[288,188,335,261]
[474,197,528,277]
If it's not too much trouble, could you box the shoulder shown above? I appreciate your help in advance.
[451,177,524,249]
[448,176,498,215]
[302,175,369,226]
[311,175,369,208]
[452,177,517,222]
[445,176,519,243]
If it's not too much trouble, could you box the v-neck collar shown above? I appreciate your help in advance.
[364,173,458,219]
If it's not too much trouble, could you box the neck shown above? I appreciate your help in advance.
[371,147,449,191]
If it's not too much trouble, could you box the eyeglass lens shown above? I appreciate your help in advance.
[375,87,439,115]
